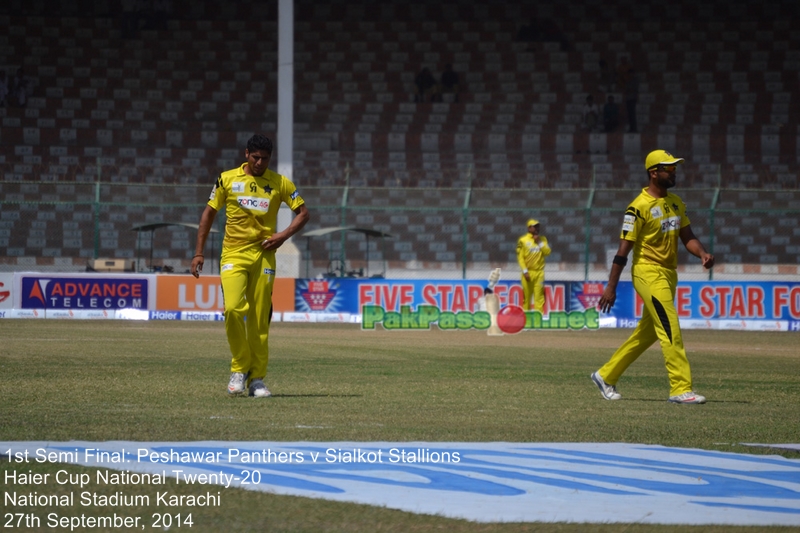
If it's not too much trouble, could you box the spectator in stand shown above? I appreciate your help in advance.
[517,15,570,51]
[598,59,615,93]
[603,95,620,133]
[516,16,542,43]
[625,68,639,133]
[616,56,632,92]
[414,67,437,103]
[121,0,140,38]
[151,0,172,30]
[138,0,157,29]
[0,71,8,108]
[540,17,571,51]
[11,67,29,107]
[439,63,460,103]
[581,94,600,131]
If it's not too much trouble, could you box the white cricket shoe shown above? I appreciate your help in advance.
[668,391,706,404]
[249,379,271,398]
[227,372,247,396]
[591,371,622,400]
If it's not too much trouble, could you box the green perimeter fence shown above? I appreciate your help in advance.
[1,180,799,279]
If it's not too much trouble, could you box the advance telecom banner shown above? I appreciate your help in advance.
[295,279,800,331]
[20,275,150,310]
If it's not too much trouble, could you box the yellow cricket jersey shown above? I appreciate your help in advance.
[516,234,551,272]
[207,163,305,250]
[621,188,690,269]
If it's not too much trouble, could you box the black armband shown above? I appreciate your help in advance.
[612,255,628,267]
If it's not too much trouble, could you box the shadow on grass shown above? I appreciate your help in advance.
[619,398,752,404]
[270,394,364,398]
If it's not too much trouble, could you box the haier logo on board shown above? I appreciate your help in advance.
[149,311,180,321]
[21,277,148,309]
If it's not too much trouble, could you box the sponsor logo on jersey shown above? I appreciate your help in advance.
[221,264,234,272]
[237,196,270,212]
[264,268,276,275]
[650,206,663,218]
[622,215,636,231]
[660,216,681,232]
[290,190,300,200]
[232,182,245,193]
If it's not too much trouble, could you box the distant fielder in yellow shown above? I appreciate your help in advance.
[516,219,551,312]
[192,134,310,398]
[592,149,714,404]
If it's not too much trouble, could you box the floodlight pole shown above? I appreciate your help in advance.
[461,164,472,280]
[149,229,155,272]
[584,168,596,282]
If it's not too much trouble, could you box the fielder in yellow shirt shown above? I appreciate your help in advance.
[191,134,310,398]
[592,149,714,404]
[516,219,551,312]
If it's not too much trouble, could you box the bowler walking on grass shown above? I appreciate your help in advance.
[191,134,310,397]
[592,150,714,404]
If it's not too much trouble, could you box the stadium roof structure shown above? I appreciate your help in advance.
[131,222,220,273]
[301,226,393,278]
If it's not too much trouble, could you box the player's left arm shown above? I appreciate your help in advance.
[262,204,310,251]
[539,236,551,256]
[679,225,715,269]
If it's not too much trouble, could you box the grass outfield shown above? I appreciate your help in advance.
[1,320,799,532]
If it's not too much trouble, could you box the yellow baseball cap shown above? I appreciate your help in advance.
[645,149,685,171]
[527,219,539,227]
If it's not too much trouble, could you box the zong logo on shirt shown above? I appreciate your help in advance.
[660,216,681,232]
[237,196,270,212]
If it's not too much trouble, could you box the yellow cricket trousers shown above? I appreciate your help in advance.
[521,270,545,312]
[220,244,276,380]
[598,264,694,396]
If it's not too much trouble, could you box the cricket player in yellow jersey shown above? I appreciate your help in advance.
[592,150,714,404]
[516,219,551,312]
[191,135,310,397]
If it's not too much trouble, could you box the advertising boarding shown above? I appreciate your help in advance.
[296,279,800,331]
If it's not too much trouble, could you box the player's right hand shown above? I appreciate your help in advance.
[191,256,204,278]
[597,286,616,313]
